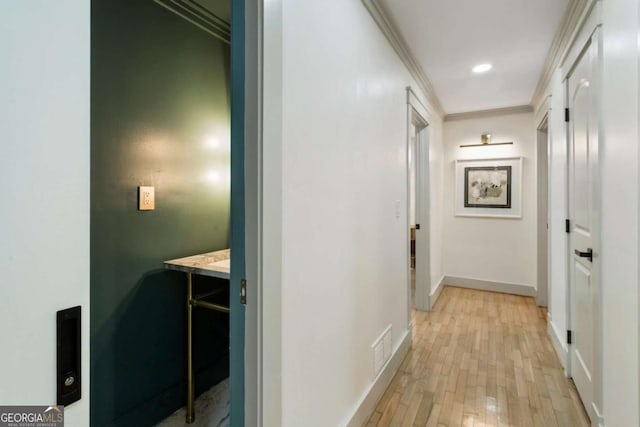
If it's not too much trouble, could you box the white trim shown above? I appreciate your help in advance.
[429,276,445,310]
[531,0,592,110]
[454,213,522,219]
[592,402,604,427]
[560,1,601,81]
[443,275,536,297]
[445,105,533,122]
[407,86,431,124]
[344,329,413,427]
[536,115,550,308]
[405,100,413,326]
[548,315,569,372]
[244,0,262,425]
[407,95,431,313]
[534,95,552,128]
[361,0,444,119]
[259,0,284,425]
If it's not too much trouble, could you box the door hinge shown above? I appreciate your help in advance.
[565,219,571,233]
[567,330,573,345]
[415,224,421,230]
[565,108,570,122]
[240,279,247,305]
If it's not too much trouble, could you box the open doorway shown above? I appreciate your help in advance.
[90,0,244,425]
[536,115,549,307]
[407,89,431,315]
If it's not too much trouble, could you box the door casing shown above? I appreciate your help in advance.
[406,88,431,317]
[536,115,550,308]
[230,0,247,424]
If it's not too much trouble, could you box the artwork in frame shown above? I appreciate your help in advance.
[455,157,522,218]
[464,166,511,208]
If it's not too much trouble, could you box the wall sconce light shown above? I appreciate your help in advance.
[460,133,514,148]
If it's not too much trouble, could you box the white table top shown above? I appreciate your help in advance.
[164,248,230,279]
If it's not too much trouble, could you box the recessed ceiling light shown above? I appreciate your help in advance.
[472,63,492,73]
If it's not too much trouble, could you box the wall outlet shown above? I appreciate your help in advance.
[138,186,155,211]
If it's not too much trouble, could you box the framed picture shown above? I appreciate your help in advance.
[455,157,522,218]
[464,165,511,208]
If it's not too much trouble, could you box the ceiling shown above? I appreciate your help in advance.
[379,0,570,114]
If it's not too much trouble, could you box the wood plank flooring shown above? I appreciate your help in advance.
[365,286,589,427]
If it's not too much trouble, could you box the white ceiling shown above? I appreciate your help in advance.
[379,0,570,114]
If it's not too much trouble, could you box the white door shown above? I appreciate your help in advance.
[0,2,90,425]
[567,29,601,423]
[414,122,430,311]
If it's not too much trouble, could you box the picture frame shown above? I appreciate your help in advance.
[455,157,522,218]
[464,165,511,208]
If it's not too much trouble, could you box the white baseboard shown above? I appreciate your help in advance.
[442,275,536,297]
[548,315,568,372]
[344,328,412,427]
[592,402,604,427]
[429,276,445,310]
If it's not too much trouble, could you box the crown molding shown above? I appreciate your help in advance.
[362,0,445,119]
[154,0,230,44]
[530,0,591,110]
[444,105,533,122]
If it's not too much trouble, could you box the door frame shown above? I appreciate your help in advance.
[230,0,247,424]
[536,114,549,307]
[561,5,603,422]
[243,0,281,425]
[406,87,431,318]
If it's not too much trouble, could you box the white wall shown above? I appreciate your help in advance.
[0,2,90,425]
[442,112,537,288]
[600,0,639,424]
[261,0,284,424]
[262,1,444,425]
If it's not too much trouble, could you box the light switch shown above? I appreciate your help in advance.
[138,186,155,211]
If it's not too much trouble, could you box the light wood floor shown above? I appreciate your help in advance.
[365,286,590,427]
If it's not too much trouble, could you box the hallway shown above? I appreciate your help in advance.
[365,287,589,426]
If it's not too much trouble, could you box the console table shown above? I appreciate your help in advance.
[164,248,230,424]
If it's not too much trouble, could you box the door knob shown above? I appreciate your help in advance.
[574,248,593,262]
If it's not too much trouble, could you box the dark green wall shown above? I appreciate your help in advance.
[91,1,231,425]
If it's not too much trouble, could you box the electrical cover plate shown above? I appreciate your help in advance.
[138,186,155,210]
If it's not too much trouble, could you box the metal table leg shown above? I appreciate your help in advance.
[187,272,195,423]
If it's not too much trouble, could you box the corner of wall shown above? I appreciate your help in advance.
[429,275,446,310]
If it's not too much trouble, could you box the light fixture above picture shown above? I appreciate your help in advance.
[460,133,514,148]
